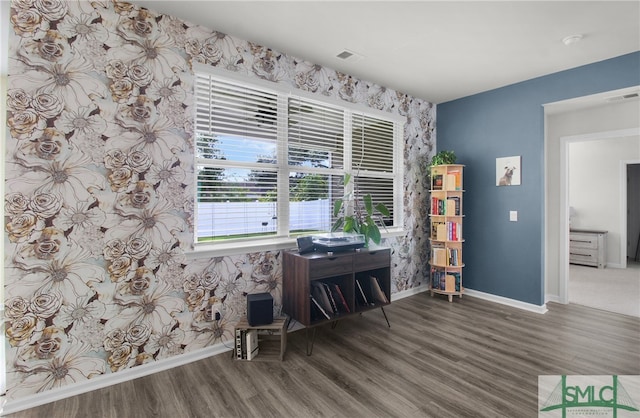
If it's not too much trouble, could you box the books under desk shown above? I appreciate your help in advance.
[234,316,289,361]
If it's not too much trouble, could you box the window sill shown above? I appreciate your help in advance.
[186,228,406,260]
[187,237,298,259]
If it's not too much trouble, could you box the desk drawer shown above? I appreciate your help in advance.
[308,255,352,279]
[570,248,598,262]
[354,250,390,271]
[569,254,597,267]
[569,233,598,249]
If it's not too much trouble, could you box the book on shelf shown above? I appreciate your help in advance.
[430,197,439,215]
[445,275,456,292]
[235,328,241,359]
[433,272,442,290]
[446,174,457,191]
[369,276,389,304]
[311,281,333,314]
[436,221,461,241]
[246,329,259,360]
[448,169,462,190]
[445,198,456,215]
[430,268,462,292]
[310,294,331,320]
[355,279,372,307]
[432,246,447,266]
[431,221,442,238]
[446,196,460,215]
[322,282,339,314]
[235,328,247,359]
[312,281,334,316]
[432,174,443,190]
[432,197,461,216]
[430,267,440,289]
[446,248,458,266]
[447,221,457,241]
[330,283,350,313]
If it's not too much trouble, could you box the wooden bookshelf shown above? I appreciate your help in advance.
[429,164,465,302]
[283,248,391,354]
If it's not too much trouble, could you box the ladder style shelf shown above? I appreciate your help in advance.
[429,164,465,302]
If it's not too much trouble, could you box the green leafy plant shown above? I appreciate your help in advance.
[430,150,457,166]
[331,173,390,246]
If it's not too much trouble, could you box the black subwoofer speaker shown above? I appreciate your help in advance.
[247,292,273,326]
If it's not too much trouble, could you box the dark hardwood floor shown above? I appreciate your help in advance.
[5,294,640,418]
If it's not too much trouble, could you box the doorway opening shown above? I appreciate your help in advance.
[543,85,640,315]
[564,145,640,317]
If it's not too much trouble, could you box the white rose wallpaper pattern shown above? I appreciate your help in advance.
[4,0,435,401]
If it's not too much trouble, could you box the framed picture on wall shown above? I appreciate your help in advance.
[496,156,521,186]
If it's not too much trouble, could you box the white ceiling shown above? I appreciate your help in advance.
[132,1,640,104]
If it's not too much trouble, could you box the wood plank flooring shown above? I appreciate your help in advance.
[5,294,640,418]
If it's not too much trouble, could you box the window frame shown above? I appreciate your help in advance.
[191,64,405,256]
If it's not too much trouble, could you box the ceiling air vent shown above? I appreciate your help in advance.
[336,49,364,63]
[606,92,639,102]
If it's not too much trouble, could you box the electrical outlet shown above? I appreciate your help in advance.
[204,305,214,321]
[211,302,223,320]
[204,297,223,321]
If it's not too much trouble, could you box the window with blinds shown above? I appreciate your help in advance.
[194,71,402,244]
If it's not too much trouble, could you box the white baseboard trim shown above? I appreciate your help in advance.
[1,342,232,416]
[390,284,548,314]
[1,284,545,415]
[390,284,430,301]
[545,294,562,304]
[464,289,548,314]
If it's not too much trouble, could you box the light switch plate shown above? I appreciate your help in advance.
[510,211,518,222]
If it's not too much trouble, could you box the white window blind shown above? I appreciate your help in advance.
[351,113,396,223]
[195,74,281,240]
[288,97,345,234]
[194,71,402,244]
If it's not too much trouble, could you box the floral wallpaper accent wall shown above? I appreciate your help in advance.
[4,0,435,401]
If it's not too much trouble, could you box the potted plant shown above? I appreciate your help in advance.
[427,150,457,189]
[331,173,390,247]
[429,150,457,166]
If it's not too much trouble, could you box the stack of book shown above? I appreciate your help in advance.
[446,170,462,190]
[432,246,461,266]
[431,170,462,191]
[430,268,462,292]
[432,221,462,241]
[235,329,259,360]
[430,196,461,216]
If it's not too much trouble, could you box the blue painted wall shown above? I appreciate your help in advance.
[436,52,640,306]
